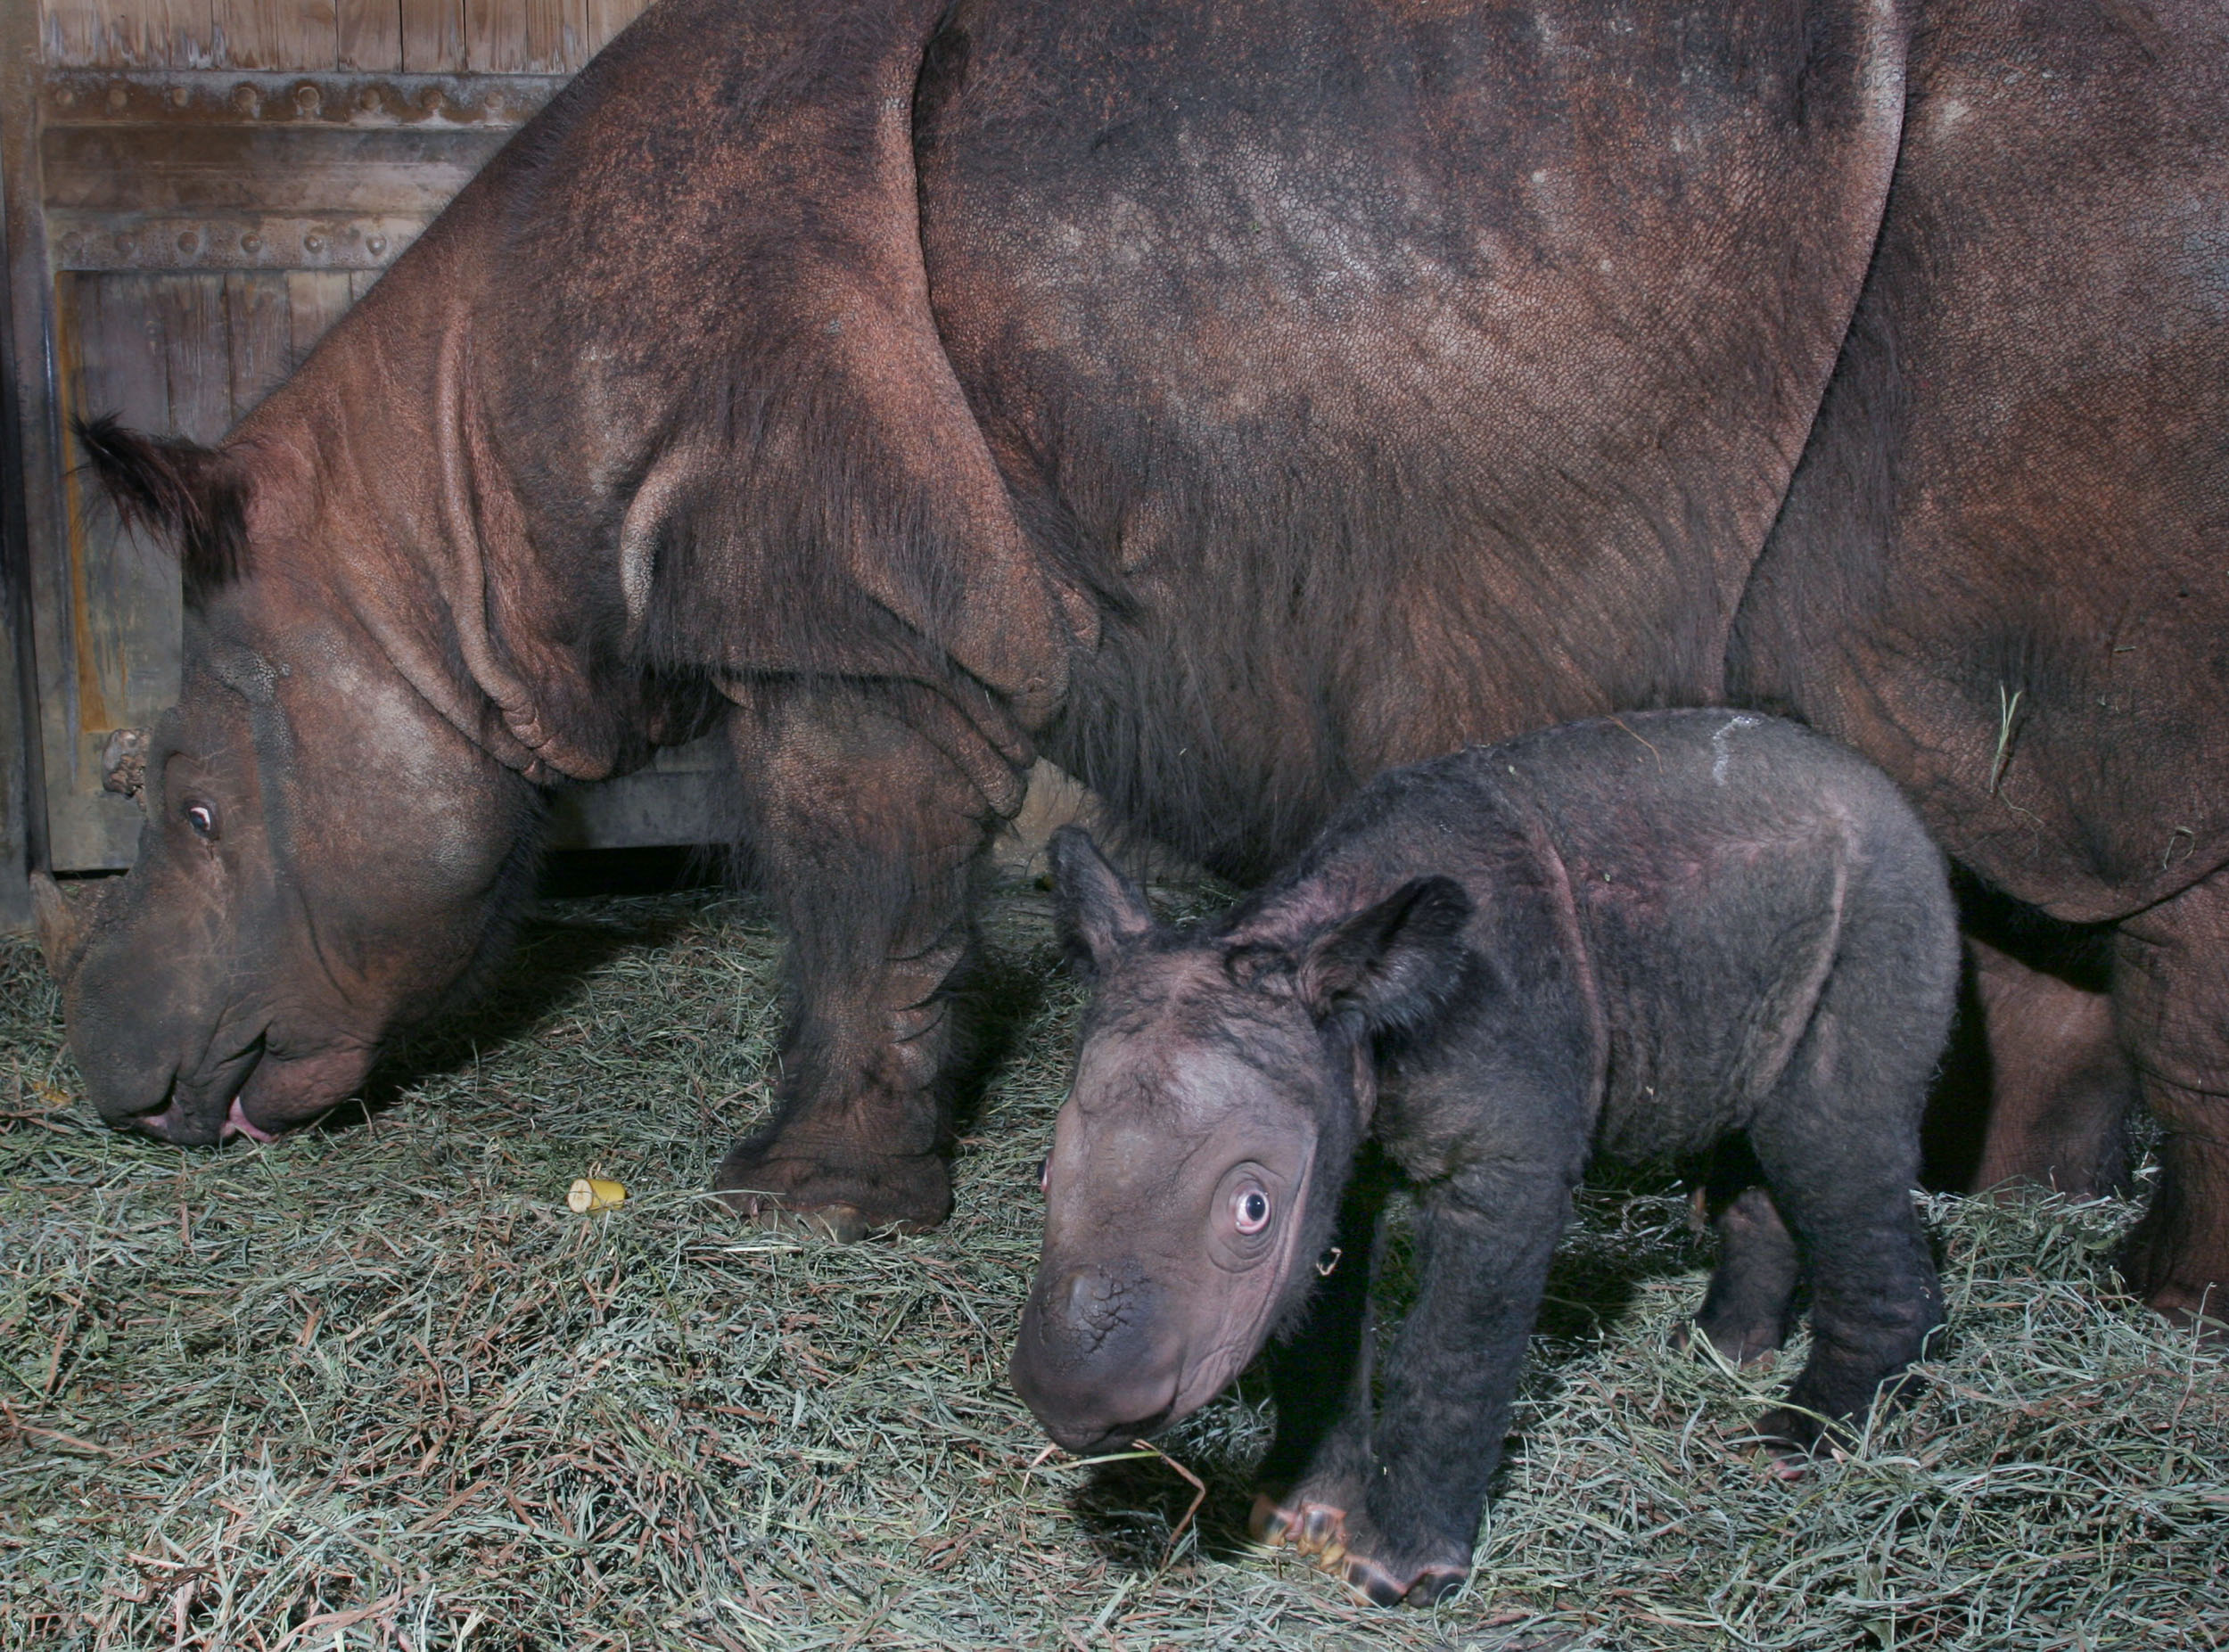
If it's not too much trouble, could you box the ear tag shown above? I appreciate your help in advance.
[1316,1247,1343,1278]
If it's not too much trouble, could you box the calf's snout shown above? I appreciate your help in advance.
[1010,1265,1181,1452]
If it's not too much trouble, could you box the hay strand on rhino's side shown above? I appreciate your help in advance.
[1990,683,2023,794]
[2,883,2225,1650]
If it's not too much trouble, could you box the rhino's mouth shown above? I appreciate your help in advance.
[1043,1400,1177,1458]
[120,1033,377,1147]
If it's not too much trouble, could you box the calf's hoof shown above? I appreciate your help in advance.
[1251,1494,1468,1608]
[1675,1316,1783,1368]
[1250,1492,1351,1559]
[712,1138,951,1239]
[1741,1404,1857,1479]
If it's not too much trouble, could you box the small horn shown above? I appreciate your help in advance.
[29,869,90,978]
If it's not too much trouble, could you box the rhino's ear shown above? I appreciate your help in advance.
[74,415,251,599]
[1049,826,1156,974]
[1296,876,1472,1034]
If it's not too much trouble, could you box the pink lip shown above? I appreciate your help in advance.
[221,1096,276,1144]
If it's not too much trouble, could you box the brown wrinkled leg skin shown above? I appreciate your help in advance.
[711,678,1024,1238]
[2112,875,2229,1330]
[1967,937,2135,1197]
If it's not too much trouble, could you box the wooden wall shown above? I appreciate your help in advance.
[4,0,695,883]
[41,0,648,75]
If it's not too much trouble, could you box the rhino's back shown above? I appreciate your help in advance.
[917,0,1909,879]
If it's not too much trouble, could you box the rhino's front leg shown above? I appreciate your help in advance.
[1329,1164,1572,1607]
[1251,1148,1394,1557]
[712,677,1028,1238]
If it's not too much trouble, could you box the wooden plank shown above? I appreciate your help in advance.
[462,0,580,74]
[212,0,339,70]
[40,0,219,68]
[399,0,463,71]
[580,0,650,61]
[43,126,507,217]
[39,0,111,70]
[223,273,292,419]
[156,0,222,67]
[154,275,235,445]
[523,0,572,73]
[55,274,217,742]
[337,0,403,70]
[285,269,356,367]
[463,0,526,72]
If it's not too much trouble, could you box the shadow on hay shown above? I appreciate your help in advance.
[308,849,725,1137]
[948,930,1067,1140]
[308,852,1065,1146]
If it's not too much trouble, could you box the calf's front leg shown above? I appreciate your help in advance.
[1251,1147,1394,1559]
[712,677,1026,1238]
[1333,1171,1569,1606]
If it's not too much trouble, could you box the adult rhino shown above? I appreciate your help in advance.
[37,0,2229,1322]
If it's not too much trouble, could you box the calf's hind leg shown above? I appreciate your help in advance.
[1689,1139,1803,1367]
[1744,922,1953,1449]
[711,678,1025,1238]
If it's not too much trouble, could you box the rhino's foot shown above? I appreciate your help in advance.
[1250,1493,1468,1608]
[2115,1193,2229,1337]
[712,1138,950,1240]
[2138,1279,2229,1336]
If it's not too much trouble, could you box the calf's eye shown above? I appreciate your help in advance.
[1232,1184,1271,1234]
[183,801,218,838]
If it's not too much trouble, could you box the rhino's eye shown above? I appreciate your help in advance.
[1232,1184,1271,1235]
[1037,1154,1049,1196]
[183,801,218,839]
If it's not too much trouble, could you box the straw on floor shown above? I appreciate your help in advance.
[3,880,2224,1650]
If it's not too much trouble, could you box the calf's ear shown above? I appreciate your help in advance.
[1297,876,1471,1033]
[1049,826,1156,974]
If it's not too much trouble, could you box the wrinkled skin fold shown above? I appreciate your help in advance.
[45,0,2229,1319]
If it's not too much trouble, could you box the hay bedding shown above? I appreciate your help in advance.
[2,882,2224,1652]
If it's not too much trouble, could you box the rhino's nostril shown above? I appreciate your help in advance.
[127,1095,185,1141]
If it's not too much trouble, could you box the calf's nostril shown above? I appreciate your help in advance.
[1059,1268,1115,1326]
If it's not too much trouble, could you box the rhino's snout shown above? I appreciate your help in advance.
[1011,1266,1181,1452]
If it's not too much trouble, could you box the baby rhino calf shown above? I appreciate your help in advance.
[1011,711,1956,1607]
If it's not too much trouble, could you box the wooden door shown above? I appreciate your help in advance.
[0,0,737,879]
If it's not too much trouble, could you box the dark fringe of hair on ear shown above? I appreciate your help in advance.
[73,414,252,600]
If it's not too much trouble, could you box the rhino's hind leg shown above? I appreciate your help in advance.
[1962,934,2134,1198]
[2111,874,2229,1331]
[712,679,1025,1237]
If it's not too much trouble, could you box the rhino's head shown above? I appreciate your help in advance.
[1010,828,1471,1453]
[39,420,545,1146]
